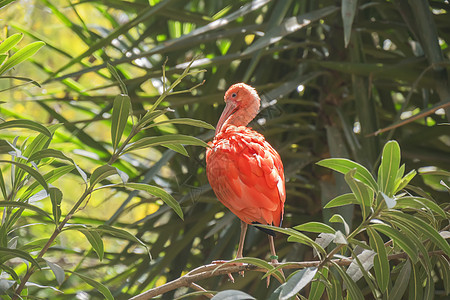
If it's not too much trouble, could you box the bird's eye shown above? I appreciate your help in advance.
[231,93,237,98]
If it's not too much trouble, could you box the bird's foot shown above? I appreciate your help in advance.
[211,260,245,282]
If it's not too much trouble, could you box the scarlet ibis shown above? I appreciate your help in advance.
[206,83,286,274]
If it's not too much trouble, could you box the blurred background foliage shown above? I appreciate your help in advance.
[0,0,449,298]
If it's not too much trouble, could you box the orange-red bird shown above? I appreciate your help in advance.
[206,83,285,268]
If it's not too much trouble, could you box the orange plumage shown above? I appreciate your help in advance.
[206,125,285,227]
[206,83,286,273]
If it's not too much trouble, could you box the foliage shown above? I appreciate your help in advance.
[1,0,449,299]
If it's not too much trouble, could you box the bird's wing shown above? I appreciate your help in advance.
[206,127,285,226]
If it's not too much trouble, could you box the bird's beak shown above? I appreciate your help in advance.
[215,101,237,135]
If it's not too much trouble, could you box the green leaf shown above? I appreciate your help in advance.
[395,169,416,193]
[111,94,131,151]
[0,201,52,220]
[21,165,74,201]
[377,140,401,197]
[342,0,357,47]
[0,168,7,200]
[324,193,358,208]
[408,263,423,300]
[243,6,339,55]
[138,108,170,128]
[45,260,65,286]
[370,223,418,263]
[437,256,450,295]
[293,222,336,234]
[329,214,350,235]
[96,225,149,252]
[326,272,343,300]
[390,260,411,300]
[0,33,23,53]
[124,134,207,153]
[344,168,373,219]
[280,267,317,300]
[0,119,52,137]
[330,261,364,300]
[89,165,118,188]
[367,227,389,292]
[309,267,328,300]
[259,225,326,257]
[107,63,128,95]
[49,186,62,224]
[69,271,114,300]
[212,290,255,300]
[27,149,73,163]
[394,196,446,218]
[124,183,183,220]
[66,226,104,261]
[162,143,189,156]
[317,158,378,192]
[148,118,214,130]
[385,211,450,257]
[0,41,45,75]
[0,246,41,269]
[0,54,6,66]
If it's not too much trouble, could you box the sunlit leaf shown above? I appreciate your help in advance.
[89,165,118,188]
[317,158,378,192]
[345,168,373,219]
[330,261,364,300]
[0,33,23,53]
[0,201,52,221]
[280,267,317,300]
[0,119,51,137]
[124,134,207,153]
[377,140,401,197]
[0,246,41,269]
[0,41,45,75]
[148,118,214,130]
[324,193,358,208]
[309,267,328,300]
[49,186,62,224]
[124,182,183,220]
[384,211,450,257]
[111,94,131,151]
[294,222,336,234]
[45,260,65,286]
[69,271,114,300]
[370,223,418,263]
[212,290,255,300]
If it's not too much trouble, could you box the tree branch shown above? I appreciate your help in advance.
[129,250,444,299]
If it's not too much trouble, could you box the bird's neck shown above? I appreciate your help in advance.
[222,99,260,132]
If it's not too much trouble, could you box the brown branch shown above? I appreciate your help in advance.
[128,250,444,299]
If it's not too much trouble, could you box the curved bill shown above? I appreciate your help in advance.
[215,101,237,135]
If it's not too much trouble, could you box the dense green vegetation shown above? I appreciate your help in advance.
[0,0,449,299]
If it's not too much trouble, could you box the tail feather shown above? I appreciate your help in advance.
[252,222,276,236]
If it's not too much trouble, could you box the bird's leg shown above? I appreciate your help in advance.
[267,235,285,287]
[236,221,248,276]
[211,221,248,282]
[236,221,248,260]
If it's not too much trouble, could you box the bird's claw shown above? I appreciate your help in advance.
[212,260,245,282]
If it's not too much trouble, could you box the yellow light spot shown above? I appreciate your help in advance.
[155,276,166,287]
[245,34,255,45]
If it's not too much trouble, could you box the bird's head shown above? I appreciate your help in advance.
[215,83,261,135]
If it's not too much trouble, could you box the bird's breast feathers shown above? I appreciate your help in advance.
[206,125,285,226]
